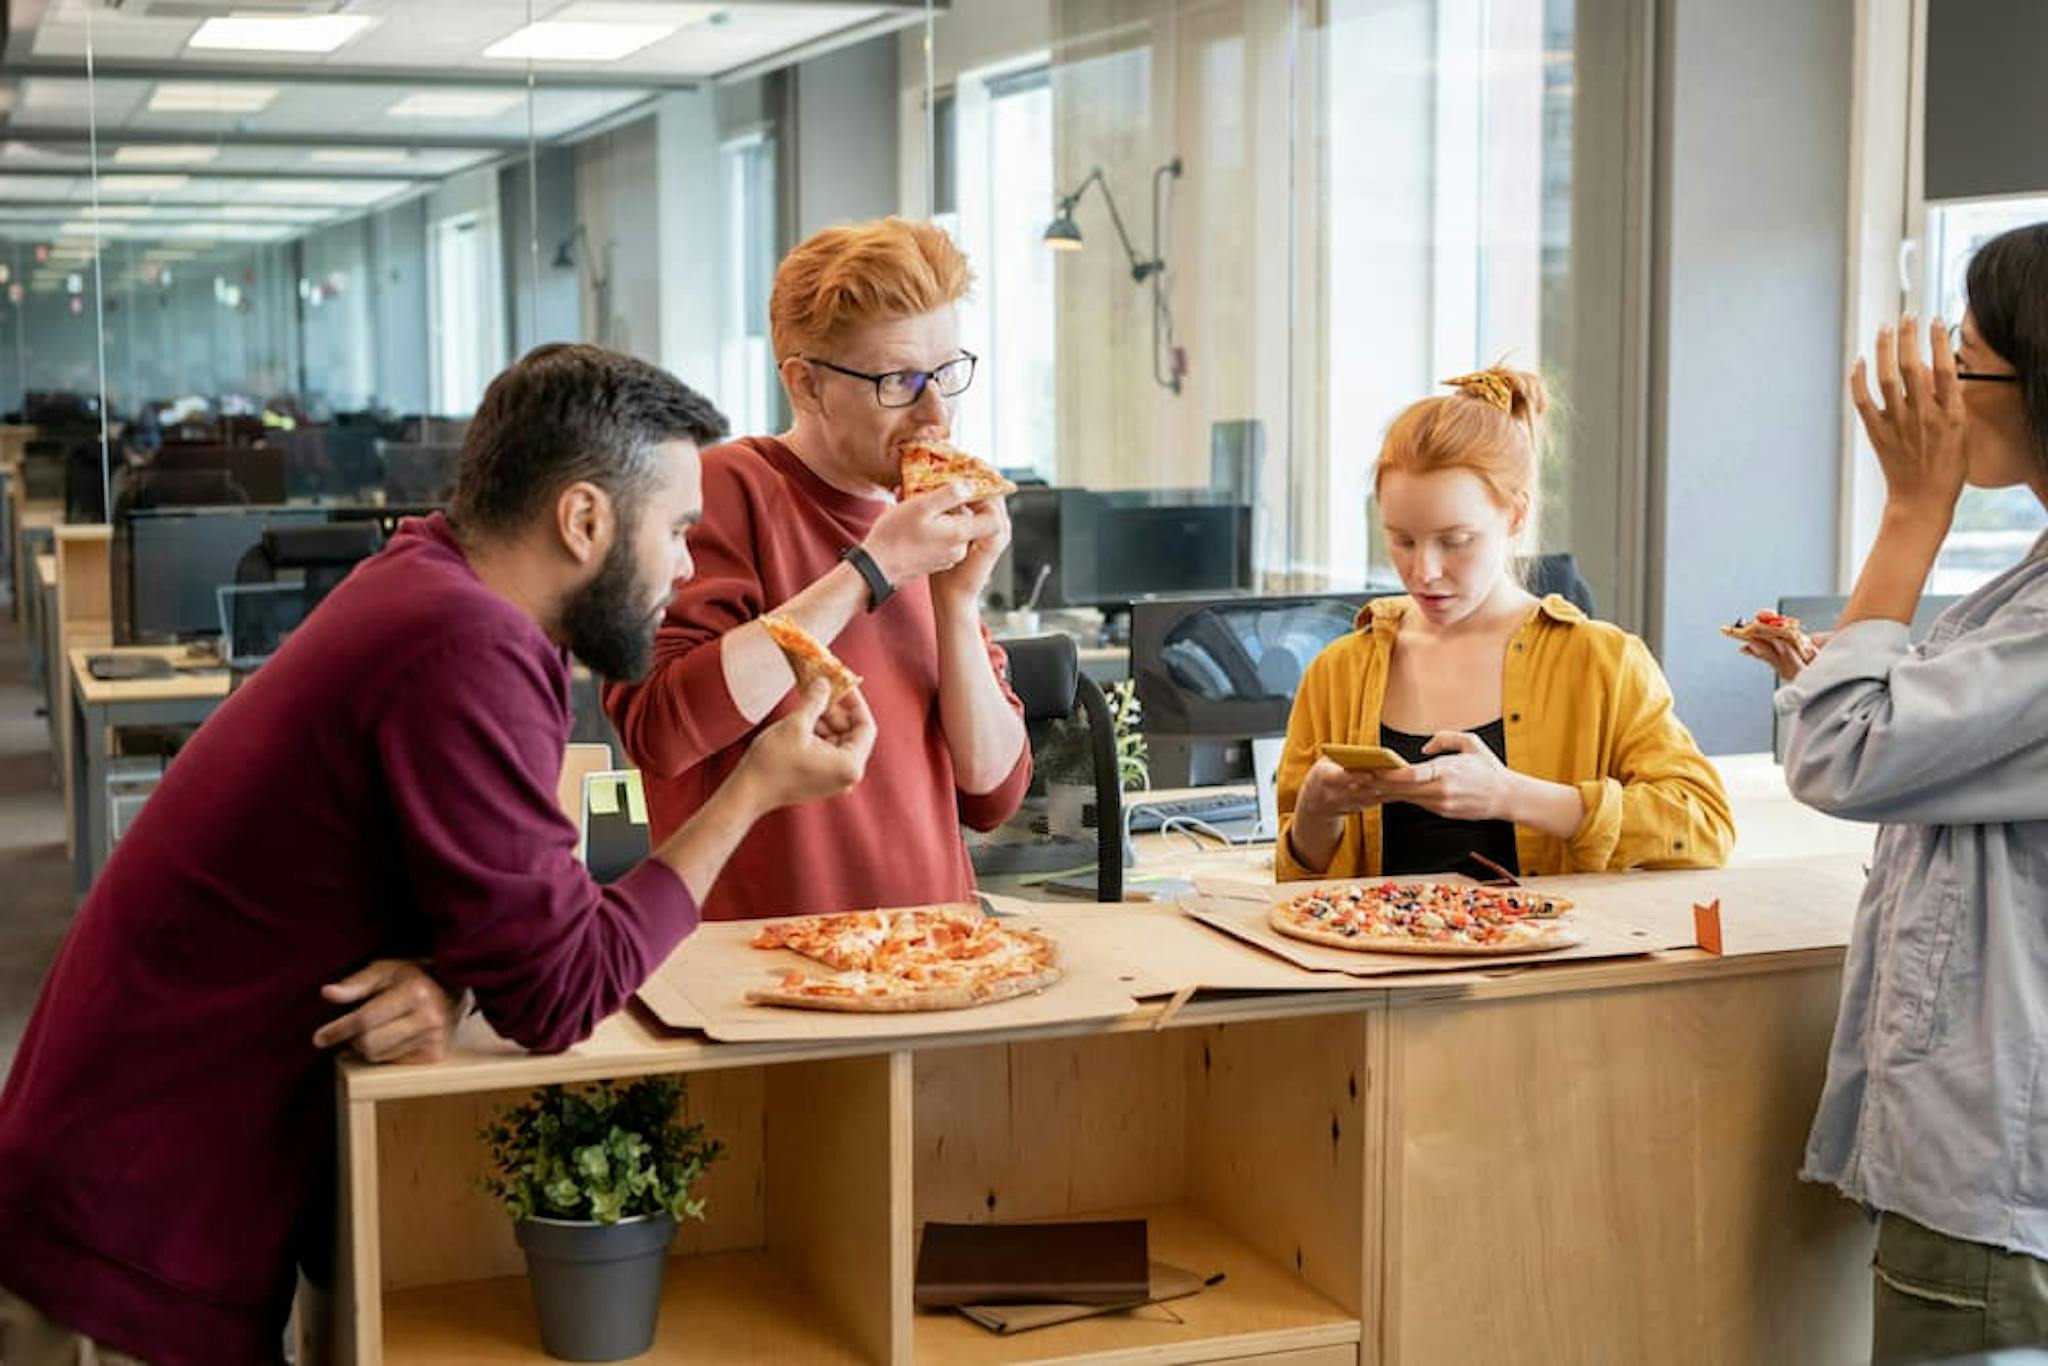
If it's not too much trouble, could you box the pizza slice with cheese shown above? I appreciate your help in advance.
[760,613,862,702]
[1719,609,1812,653]
[897,438,1016,500]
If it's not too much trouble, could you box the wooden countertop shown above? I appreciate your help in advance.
[340,753,1872,1105]
[342,899,1852,1104]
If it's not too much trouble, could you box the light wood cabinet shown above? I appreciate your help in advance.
[339,949,1869,1364]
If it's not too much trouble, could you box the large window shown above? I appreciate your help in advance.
[1318,0,1577,586]
[1922,196,2048,594]
[940,59,1058,479]
[917,1,1582,594]
[428,208,505,419]
[720,131,779,437]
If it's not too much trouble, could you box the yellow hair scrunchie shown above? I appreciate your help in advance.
[1441,370,1514,413]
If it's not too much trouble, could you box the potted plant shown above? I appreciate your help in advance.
[1037,680,1151,838]
[482,1076,723,1362]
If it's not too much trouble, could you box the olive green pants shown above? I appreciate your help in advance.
[1873,1212,2048,1364]
[0,1286,147,1366]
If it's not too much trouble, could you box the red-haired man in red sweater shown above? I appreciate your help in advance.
[605,216,1031,920]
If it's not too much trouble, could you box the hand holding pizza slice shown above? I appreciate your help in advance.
[760,613,863,703]
[1718,609,1813,653]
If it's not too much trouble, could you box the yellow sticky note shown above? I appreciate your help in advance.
[588,778,620,816]
[624,770,647,826]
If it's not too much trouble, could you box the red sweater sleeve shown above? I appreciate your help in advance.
[957,626,1032,831]
[375,633,698,1053]
[604,454,765,778]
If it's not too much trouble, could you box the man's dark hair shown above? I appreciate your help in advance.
[450,343,729,534]
[1967,223,2048,472]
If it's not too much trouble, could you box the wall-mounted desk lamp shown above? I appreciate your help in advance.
[1043,157,1186,394]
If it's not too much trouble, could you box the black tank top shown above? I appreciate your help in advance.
[1378,720,1521,880]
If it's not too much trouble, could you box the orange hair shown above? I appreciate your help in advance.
[1373,365,1550,513]
[769,216,973,361]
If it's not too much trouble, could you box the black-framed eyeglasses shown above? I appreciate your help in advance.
[1949,324,2020,384]
[802,352,977,408]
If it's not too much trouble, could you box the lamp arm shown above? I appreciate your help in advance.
[1066,165,1151,282]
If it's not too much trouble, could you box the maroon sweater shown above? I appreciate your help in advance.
[604,436,1030,920]
[0,515,697,1363]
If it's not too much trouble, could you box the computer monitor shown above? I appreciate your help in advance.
[580,770,650,883]
[1130,591,1387,785]
[22,391,98,428]
[1064,491,1249,607]
[115,506,328,644]
[216,582,311,671]
[998,487,1252,611]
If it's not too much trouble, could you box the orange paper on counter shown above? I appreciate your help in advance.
[1693,899,1723,955]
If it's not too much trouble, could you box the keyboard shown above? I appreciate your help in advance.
[1125,792,1260,832]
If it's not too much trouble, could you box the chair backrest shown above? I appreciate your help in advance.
[1001,633,1123,902]
[1521,553,1596,616]
[235,522,384,602]
[1005,632,1080,722]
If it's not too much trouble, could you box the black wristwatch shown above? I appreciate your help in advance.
[840,544,895,611]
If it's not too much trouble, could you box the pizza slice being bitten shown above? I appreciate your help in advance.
[760,613,863,702]
[897,438,1017,500]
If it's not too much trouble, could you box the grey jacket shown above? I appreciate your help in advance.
[1777,532,2048,1257]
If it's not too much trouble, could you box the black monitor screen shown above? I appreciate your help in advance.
[1131,593,1381,738]
[121,507,328,644]
[1058,492,1250,607]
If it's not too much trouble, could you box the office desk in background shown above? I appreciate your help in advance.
[31,555,56,765]
[14,505,58,642]
[67,646,230,895]
[1006,752,1874,901]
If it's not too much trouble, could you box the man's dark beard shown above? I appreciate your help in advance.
[561,535,661,682]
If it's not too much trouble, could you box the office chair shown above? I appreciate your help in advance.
[1004,634,1123,902]
[1520,553,1597,617]
[223,523,384,690]
[234,522,383,604]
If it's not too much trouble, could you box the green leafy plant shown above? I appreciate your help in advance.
[1105,679,1150,792]
[1036,681,1150,792]
[482,1076,723,1225]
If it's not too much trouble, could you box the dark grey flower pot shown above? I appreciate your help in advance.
[514,1213,677,1361]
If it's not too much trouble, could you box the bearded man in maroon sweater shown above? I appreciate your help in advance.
[0,344,875,1364]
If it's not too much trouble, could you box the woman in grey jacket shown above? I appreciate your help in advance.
[1755,223,2048,1363]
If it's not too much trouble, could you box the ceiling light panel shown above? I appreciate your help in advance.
[148,83,282,115]
[384,91,523,120]
[482,22,673,62]
[98,174,194,193]
[308,147,410,166]
[186,16,377,55]
[113,144,221,166]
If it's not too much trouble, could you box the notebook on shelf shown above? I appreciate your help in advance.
[914,1218,1149,1308]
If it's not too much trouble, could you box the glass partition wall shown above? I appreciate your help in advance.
[2,0,1621,608]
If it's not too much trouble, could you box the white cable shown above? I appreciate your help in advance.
[1158,816,1235,851]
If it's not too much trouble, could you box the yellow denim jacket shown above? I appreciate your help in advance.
[1276,595,1734,880]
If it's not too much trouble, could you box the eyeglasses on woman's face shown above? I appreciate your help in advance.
[1950,324,2019,385]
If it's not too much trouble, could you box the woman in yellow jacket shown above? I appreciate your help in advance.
[1278,366,1733,881]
